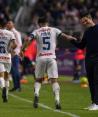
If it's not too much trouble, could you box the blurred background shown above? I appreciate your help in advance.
[1,0,98,47]
[0,0,98,77]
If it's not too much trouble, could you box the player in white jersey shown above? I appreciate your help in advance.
[22,16,77,109]
[0,17,16,102]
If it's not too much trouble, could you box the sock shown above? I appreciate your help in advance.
[52,82,60,104]
[5,80,9,88]
[34,82,41,97]
[0,77,5,88]
[5,80,9,98]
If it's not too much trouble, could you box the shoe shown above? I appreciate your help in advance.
[33,96,39,108]
[15,88,21,92]
[2,87,8,103]
[88,104,98,110]
[84,103,98,110]
[84,104,94,110]
[9,88,21,92]
[9,88,16,92]
[55,101,61,110]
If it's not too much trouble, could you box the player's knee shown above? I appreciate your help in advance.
[50,78,57,84]
[36,78,43,83]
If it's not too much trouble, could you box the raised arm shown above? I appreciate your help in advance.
[60,33,77,41]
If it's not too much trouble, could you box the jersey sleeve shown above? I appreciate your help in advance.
[30,30,37,40]
[54,28,62,37]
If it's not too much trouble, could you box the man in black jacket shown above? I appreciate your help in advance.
[71,13,98,110]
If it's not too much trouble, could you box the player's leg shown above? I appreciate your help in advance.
[3,63,11,102]
[10,55,21,92]
[72,60,81,83]
[33,58,46,108]
[0,63,7,102]
[4,72,10,102]
[47,59,61,110]
[33,78,42,108]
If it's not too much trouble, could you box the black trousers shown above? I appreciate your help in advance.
[85,56,98,104]
[11,55,21,89]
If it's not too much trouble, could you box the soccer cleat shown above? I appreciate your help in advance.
[33,96,39,108]
[55,101,61,110]
[2,87,8,103]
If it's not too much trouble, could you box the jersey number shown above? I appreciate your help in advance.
[42,37,50,50]
[0,46,6,53]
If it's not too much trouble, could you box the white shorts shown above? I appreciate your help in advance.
[35,58,58,79]
[0,62,11,73]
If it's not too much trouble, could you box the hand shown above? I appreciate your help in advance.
[19,51,24,58]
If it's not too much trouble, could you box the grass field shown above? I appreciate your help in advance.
[0,75,98,117]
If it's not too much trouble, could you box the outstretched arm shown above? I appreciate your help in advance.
[60,33,77,41]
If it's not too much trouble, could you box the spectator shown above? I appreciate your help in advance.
[72,49,86,83]
[21,37,37,78]
[6,20,22,92]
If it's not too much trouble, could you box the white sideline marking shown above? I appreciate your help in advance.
[9,93,80,117]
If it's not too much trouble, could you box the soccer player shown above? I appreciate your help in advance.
[22,16,77,110]
[0,17,16,102]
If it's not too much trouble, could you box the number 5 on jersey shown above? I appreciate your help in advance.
[42,37,50,50]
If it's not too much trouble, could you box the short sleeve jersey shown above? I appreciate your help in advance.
[31,26,61,59]
[0,29,15,63]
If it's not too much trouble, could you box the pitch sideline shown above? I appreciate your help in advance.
[9,93,80,117]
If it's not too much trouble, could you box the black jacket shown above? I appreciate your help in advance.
[71,24,98,57]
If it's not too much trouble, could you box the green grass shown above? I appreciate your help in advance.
[0,75,98,117]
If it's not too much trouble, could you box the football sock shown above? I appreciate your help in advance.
[34,82,41,97]
[52,82,60,103]
[0,77,5,88]
[5,80,9,97]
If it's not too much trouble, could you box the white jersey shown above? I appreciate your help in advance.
[0,29,15,63]
[31,26,61,59]
[11,28,22,55]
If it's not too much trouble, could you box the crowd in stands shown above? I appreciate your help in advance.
[22,0,98,35]
[1,0,98,40]
[0,0,98,78]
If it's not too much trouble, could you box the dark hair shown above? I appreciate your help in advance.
[38,16,48,24]
[80,13,92,19]
[0,18,7,27]
[79,8,91,19]
[0,13,9,27]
